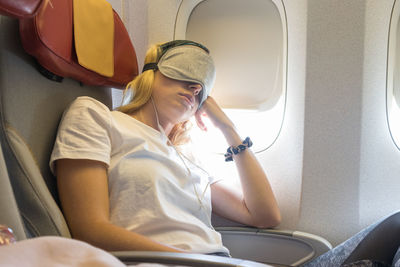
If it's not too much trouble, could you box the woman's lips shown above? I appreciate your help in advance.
[179,93,194,108]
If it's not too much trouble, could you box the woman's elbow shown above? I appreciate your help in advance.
[269,211,282,228]
[253,210,281,229]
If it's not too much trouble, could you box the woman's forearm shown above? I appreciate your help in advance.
[72,220,184,253]
[197,97,280,227]
[221,127,281,228]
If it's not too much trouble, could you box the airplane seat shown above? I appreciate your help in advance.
[0,15,114,239]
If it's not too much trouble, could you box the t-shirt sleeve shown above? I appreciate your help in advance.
[49,97,112,175]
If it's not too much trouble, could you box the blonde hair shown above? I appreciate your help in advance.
[118,44,159,114]
[118,43,192,145]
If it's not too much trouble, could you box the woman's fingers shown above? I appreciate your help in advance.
[199,97,234,131]
[195,110,208,131]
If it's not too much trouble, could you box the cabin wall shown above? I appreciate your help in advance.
[360,0,400,229]
[298,0,366,245]
[299,0,400,246]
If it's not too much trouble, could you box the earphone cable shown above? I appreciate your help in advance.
[150,97,214,228]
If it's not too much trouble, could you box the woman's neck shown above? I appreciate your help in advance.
[129,101,173,136]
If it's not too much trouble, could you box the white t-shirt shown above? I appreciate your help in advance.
[50,96,229,254]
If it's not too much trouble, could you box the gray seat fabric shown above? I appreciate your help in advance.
[303,211,400,267]
[0,15,112,238]
[342,212,400,265]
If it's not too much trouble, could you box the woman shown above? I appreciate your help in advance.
[50,40,281,256]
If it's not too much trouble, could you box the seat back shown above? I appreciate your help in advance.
[0,15,114,238]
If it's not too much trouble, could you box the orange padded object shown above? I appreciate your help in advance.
[73,0,114,77]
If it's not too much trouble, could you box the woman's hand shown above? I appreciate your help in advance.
[195,97,243,146]
[195,97,234,133]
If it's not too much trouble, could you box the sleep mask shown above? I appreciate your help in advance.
[142,40,216,108]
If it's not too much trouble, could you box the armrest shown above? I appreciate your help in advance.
[111,228,331,267]
[216,227,332,266]
[111,251,273,267]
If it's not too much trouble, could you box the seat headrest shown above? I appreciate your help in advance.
[17,0,139,88]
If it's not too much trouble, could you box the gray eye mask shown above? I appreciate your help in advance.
[143,45,216,109]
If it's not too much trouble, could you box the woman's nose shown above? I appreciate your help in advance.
[189,84,203,96]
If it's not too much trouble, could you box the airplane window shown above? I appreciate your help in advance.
[387,0,400,150]
[182,0,287,170]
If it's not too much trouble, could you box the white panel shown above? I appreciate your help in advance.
[147,0,182,44]
[185,0,286,111]
[298,0,366,247]
[298,0,400,248]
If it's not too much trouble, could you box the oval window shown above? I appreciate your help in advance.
[179,0,288,154]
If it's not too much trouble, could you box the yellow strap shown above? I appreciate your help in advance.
[73,0,114,77]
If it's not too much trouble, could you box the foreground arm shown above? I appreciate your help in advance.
[195,97,281,228]
[56,158,184,252]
